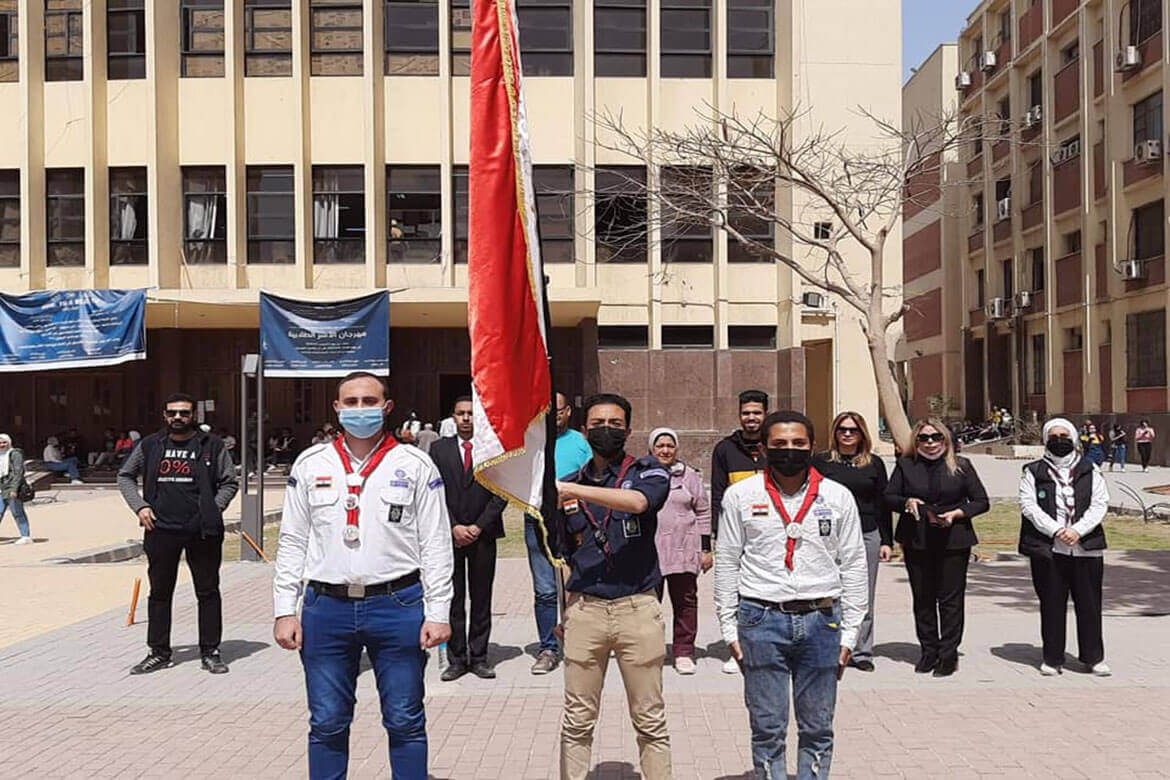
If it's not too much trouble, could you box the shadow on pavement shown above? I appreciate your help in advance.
[587,761,639,778]
[872,641,920,665]
[989,642,1045,668]
[712,773,757,780]
[172,639,269,665]
[702,639,733,662]
[486,642,524,666]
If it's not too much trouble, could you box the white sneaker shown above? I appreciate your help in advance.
[722,658,739,674]
[1091,662,1112,677]
[1039,663,1060,676]
[70,479,84,485]
[674,657,696,675]
[14,536,33,545]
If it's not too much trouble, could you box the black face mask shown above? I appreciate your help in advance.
[587,426,628,458]
[766,447,812,477]
[1046,437,1075,457]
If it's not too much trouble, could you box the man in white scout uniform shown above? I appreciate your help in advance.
[273,371,454,780]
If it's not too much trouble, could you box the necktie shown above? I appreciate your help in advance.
[462,440,473,473]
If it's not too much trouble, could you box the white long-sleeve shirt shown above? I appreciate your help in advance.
[714,472,869,649]
[273,438,455,622]
[1018,462,1108,557]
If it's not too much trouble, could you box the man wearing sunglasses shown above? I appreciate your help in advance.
[118,393,239,675]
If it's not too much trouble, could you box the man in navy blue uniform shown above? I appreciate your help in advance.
[555,393,672,780]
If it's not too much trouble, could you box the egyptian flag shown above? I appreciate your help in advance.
[467,0,563,564]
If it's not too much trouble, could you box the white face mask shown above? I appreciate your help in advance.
[916,447,943,461]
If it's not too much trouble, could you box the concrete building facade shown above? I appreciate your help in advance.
[0,0,901,459]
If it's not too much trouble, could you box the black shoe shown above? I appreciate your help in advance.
[130,653,173,675]
[850,658,875,672]
[201,652,230,674]
[914,655,938,674]
[470,662,496,679]
[933,657,958,677]
[440,663,468,682]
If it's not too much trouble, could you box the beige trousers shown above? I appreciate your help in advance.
[559,590,672,780]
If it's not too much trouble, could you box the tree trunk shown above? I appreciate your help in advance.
[865,317,912,455]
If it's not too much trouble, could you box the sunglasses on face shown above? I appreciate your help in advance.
[917,432,945,443]
[837,426,861,435]
[165,410,193,418]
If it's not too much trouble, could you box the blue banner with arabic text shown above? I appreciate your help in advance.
[260,291,390,377]
[0,289,147,372]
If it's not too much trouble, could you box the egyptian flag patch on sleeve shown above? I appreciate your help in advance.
[751,503,770,518]
[314,476,333,489]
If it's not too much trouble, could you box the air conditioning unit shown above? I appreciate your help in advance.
[955,71,973,90]
[1051,147,1066,165]
[801,291,827,310]
[1115,45,1141,72]
[1030,105,1043,123]
[1022,111,1037,129]
[1134,139,1162,165]
[1014,290,1033,309]
[1119,259,1147,281]
[986,297,1009,319]
[1066,138,1080,158]
[997,197,1011,220]
[980,51,998,72]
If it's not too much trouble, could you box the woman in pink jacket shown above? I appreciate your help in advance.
[649,427,712,675]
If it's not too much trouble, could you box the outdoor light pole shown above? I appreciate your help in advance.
[240,353,263,562]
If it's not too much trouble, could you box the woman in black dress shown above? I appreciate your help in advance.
[885,418,989,677]
[812,411,891,671]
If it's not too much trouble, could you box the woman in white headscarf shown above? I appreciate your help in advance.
[0,434,33,544]
[1018,417,1111,677]
[648,427,711,675]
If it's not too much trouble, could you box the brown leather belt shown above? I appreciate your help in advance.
[744,596,837,614]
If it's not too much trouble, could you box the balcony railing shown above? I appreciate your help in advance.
[1019,2,1043,50]
[1125,255,1166,292]
[992,139,1011,163]
[968,229,985,253]
[1093,40,1104,97]
[967,153,984,178]
[1095,243,1108,300]
[1123,156,1162,188]
[1053,60,1080,123]
[1122,31,1163,84]
[993,217,1012,244]
[1053,156,1081,214]
[1093,141,1106,200]
[1021,200,1043,230]
[969,308,985,327]
[1051,0,1078,27]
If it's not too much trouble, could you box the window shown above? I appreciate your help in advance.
[1030,334,1045,395]
[45,0,83,81]
[595,166,646,263]
[182,166,228,264]
[1133,199,1165,260]
[1028,70,1042,110]
[1061,41,1078,65]
[970,117,983,158]
[311,0,363,76]
[1102,318,1112,344]
[245,0,292,76]
[385,0,439,75]
[247,165,295,263]
[1065,326,1083,350]
[595,0,645,77]
[1001,257,1013,299]
[1130,0,1162,44]
[662,325,713,349]
[453,164,468,262]
[661,0,710,78]
[728,170,775,262]
[518,0,572,76]
[729,325,776,349]
[1063,229,1081,255]
[0,4,17,83]
[534,166,574,263]
[1027,162,1041,205]
[975,268,985,307]
[0,170,17,268]
[973,192,984,226]
[313,166,365,263]
[660,166,712,262]
[997,10,1011,45]
[598,325,648,348]
[813,221,832,240]
[1030,247,1045,290]
[996,96,1011,135]
[727,0,773,78]
[108,0,146,80]
[387,165,440,263]
[46,168,84,267]
[109,167,148,265]
[1133,91,1163,145]
[1127,310,1166,387]
[450,0,471,75]
[182,0,225,77]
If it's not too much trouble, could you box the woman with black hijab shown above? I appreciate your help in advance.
[885,418,989,677]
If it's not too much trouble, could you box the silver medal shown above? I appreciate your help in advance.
[343,524,360,542]
[1061,486,1074,498]
[344,494,360,511]
[785,523,802,539]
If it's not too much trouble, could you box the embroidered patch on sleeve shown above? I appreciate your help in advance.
[287,476,298,487]
[428,477,444,490]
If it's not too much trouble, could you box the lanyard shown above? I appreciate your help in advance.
[1047,467,1076,525]
[333,435,398,540]
[762,466,824,571]
[580,455,636,564]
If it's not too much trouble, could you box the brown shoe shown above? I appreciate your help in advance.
[531,650,559,675]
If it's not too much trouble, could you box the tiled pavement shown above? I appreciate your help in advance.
[4,550,1170,779]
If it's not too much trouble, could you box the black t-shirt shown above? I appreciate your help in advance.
[152,436,203,532]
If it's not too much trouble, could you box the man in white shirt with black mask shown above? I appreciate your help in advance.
[715,410,867,780]
[273,371,453,779]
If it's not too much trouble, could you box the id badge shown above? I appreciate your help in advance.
[623,517,642,539]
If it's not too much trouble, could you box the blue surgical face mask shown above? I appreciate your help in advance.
[337,407,385,439]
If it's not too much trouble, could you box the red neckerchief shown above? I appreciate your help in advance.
[580,455,636,565]
[333,435,399,532]
[762,466,824,570]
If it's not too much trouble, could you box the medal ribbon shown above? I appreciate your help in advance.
[333,435,399,532]
[762,466,824,570]
[580,456,636,565]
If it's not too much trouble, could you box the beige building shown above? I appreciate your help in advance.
[0,0,901,456]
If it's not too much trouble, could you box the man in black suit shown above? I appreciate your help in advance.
[430,396,506,681]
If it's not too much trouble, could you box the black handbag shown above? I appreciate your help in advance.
[16,480,34,503]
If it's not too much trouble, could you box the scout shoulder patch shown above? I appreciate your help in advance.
[428,477,444,490]
[287,476,298,487]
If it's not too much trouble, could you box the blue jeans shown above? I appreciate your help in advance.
[1110,444,1127,467]
[45,458,81,481]
[300,582,428,780]
[738,599,841,780]
[525,518,560,654]
[1,498,30,537]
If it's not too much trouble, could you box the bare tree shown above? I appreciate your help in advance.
[590,103,999,452]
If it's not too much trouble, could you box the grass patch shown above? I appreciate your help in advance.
[972,501,1170,553]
